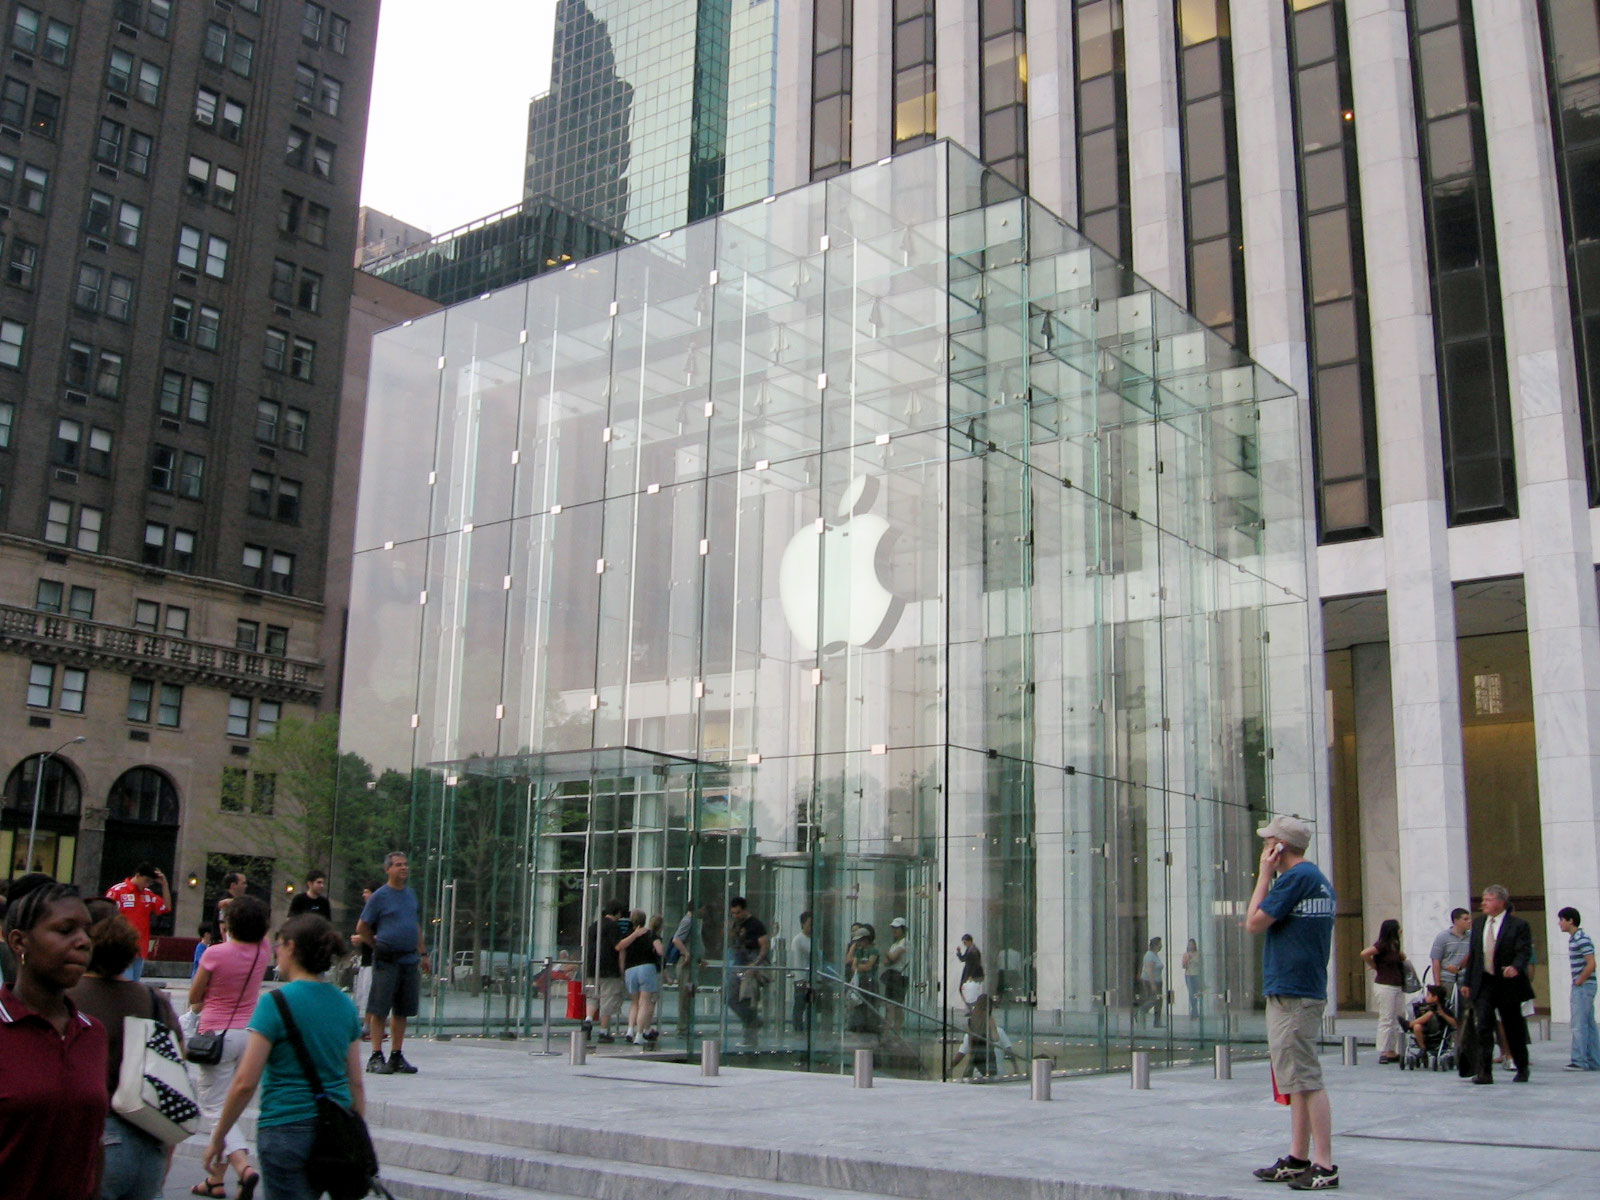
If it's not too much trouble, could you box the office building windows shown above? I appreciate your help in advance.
[0,399,11,447]
[235,620,258,651]
[45,500,101,551]
[27,662,53,708]
[256,700,281,739]
[811,0,852,179]
[979,0,1028,190]
[1405,0,1516,524]
[263,329,287,372]
[284,407,308,451]
[51,418,80,467]
[290,336,315,381]
[1074,0,1132,260]
[264,625,288,657]
[0,317,24,367]
[302,3,325,44]
[26,662,86,713]
[228,695,251,738]
[1538,1,1600,502]
[242,544,265,588]
[19,163,46,211]
[893,0,936,151]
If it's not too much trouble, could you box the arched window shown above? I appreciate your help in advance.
[2,757,83,817]
[107,767,179,825]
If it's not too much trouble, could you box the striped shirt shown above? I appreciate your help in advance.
[1570,928,1596,982]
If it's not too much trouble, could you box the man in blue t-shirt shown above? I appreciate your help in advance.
[356,850,430,1075]
[1246,814,1338,1191]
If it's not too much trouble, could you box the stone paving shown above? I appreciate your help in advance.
[331,1023,1600,1199]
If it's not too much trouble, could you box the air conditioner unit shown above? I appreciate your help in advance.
[96,164,119,180]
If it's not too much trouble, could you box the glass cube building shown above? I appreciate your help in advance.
[343,143,1318,1080]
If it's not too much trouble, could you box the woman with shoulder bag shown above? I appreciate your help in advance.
[66,901,184,1200]
[1359,918,1409,1064]
[188,895,270,1198]
[207,914,367,1200]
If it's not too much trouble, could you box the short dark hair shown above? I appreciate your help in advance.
[1450,908,1469,921]
[226,895,270,944]
[799,910,812,924]
[602,899,625,917]
[86,912,141,977]
[279,914,347,975]
[1560,906,1582,926]
[306,870,326,884]
[729,896,748,910]
[135,861,155,878]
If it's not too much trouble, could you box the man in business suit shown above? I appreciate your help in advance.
[1461,884,1534,1084]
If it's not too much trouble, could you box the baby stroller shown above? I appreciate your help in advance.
[1400,985,1458,1071]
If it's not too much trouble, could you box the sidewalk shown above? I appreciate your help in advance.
[346,1028,1599,1199]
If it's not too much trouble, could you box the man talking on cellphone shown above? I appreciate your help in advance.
[1246,815,1338,1191]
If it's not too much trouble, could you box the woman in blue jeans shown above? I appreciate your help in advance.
[205,915,364,1200]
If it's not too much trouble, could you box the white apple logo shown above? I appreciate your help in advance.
[779,475,905,653]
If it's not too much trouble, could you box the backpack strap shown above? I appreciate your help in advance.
[269,988,327,1098]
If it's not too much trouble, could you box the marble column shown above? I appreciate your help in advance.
[1123,0,1186,295]
[773,0,815,194]
[935,0,982,154]
[1472,0,1600,1024]
[1025,0,1077,222]
[851,0,892,165]
[1345,0,1470,947]
[1354,642,1400,1009]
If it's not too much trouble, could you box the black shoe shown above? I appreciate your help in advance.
[387,1051,418,1074]
[582,1019,593,1040]
[1512,1068,1529,1082]
[1472,1072,1493,1084]
[1286,1165,1339,1191]
[596,1031,614,1043]
[1253,1156,1310,1182]
[366,1052,393,1075]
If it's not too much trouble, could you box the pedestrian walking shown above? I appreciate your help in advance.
[287,871,331,919]
[106,862,170,981]
[186,895,270,1198]
[1360,919,1409,1063]
[355,851,430,1075]
[1246,815,1338,1191]
[1137,937,1165,1027]
[618,909,664,1045]
[1558,906,1598,1071]
[1182,939,1203,1020]
[67,907,185,1200]
[584,899,626,1042]
[0,875,107,1200]
[203,915,366,1200]
[727,897,769,1045]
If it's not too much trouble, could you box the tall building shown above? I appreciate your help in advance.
[525,0,779,239]
[0,1,376,931]
[765,0,1600,1022]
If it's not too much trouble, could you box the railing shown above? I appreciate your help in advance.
[0,601,323,698]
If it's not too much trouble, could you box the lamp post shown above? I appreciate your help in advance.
[25,735,86,874]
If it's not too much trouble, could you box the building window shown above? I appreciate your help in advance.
[74,263,103,312]
[196,304,221,350]
[285,126,307,169]
[59,668,86,713]
[106,274,134,322]
[127,130,152,175]
[256,399,280,443]
[44,498,70,543]
[892,0,936,150]
[126,678,151,722]
[329,14,349,54]
[270,258,294,304]
[187,379,212,424]
[213,167,237,211]
[263,329,288,372]
[221,99,243,141]
[68,586,93,620]
[289,336,315,381]
[256,700,281,739]
[141,523,165,565]
[979,0,1028,190]
[146,1,172,38]
[1405,0,1515,524]
[7,239,37,290]
[10,8,39,53]
[0,399,12,447]
[220,766,247,811]
[304,203,329,246]
[195,86,218,127]
[230,33,253,77]
[293,63,316,106]
[235,619,258,651]
[284,407,308,451]
[96,118,123,163]
[0,76,25,125]
[52,419,80,468]
[302,2,325,44]
[276,479,301,524]
[40,502,102,552]
[156,683,181,727]
[176,225,201,270]
[204,233,229,279]
[169,296,194,341]
[177,452,205,500]
[171,527,195,572]
[85,427,112,475]
[164,605,187,637]
[264,625,289,657]
[116,200,142,247]
[318,76,341,118]
[810,0,852,180]
[150,446,175,492]
[29,89,59,137]
[297,269,322,313]
[95,351,123,399]
[34,579,61,612]
[1074,0,1132,260]
[248,471,272,516]
[85,190,112,239]
[242,544,265,588]
[227,695,251,738]
[202,22,227,66]
[0,317,23,367]
[18,163,45,212]
[133,599,159,631]
[27,662,53,707]
[137,60,161,104]
[270,552,294,595]
[278,191,303,235]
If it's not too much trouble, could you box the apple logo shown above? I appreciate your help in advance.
[778,474,905,653]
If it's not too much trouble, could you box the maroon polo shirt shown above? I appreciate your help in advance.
[0,984,108,1200]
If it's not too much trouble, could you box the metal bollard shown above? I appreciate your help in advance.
[1537,1018,1551,1042]
[540,956,554,1053]
[854,1047,874,1088]
[1131,1050,1151,1090]
[1342,1034,1358,1066]
[701,1039,720,1077]
[569,1029,587,1065]
[1214,1044,1232,1080]
[1321,1014,1337,1040]
[1030,1057,1052,1101]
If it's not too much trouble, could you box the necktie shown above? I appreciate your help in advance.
[1484,916,1498,970]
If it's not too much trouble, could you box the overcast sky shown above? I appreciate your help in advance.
[360,0,558,236]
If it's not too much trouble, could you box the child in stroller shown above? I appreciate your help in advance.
[1403,983,1459,1070]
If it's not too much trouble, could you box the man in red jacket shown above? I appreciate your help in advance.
[105,861,170,980]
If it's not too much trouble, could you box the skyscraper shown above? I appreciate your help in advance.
[765,0,1600,1023]
[525,0,778,239]
[0,2,376,925]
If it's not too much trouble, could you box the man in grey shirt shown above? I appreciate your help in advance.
[1430,908,1472,1008]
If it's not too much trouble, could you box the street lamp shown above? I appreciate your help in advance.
[25,735,86,874]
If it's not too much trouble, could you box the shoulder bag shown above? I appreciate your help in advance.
[112,987,203,1145]
[187,941,264,1065]
[1400,958,1422,994]
[269,988,392,1200]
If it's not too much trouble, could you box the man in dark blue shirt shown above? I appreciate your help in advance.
[1246,815,1337,1191]
[356,850,429,1075]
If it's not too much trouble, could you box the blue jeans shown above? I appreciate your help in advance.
[257,1119,319,1200]
[1572,979,1600,1069]
[100,1113,165,1200]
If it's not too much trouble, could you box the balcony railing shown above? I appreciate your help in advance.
[0,601,324,701]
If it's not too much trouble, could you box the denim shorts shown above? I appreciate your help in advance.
[100,1112,165,1200]
[257,1119,319,1200]
[625,963,661,994]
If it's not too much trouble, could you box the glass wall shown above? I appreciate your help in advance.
[343,142,1314,1080]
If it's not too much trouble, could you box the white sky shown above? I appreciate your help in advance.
[360,0,559,236]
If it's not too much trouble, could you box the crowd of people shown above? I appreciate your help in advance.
[0,849,425,1200]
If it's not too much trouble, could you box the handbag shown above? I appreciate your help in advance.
[112,987,202,1145]
[270,989,391,1200]
[187,941,263,1065]
[1400,959,1422,994]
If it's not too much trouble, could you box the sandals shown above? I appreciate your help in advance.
[237,1167,260,1200]
[191,1184,226,1199]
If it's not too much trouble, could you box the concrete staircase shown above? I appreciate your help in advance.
[174,1102,950,1200]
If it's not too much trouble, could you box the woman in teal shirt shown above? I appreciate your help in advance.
[205,914,365,1200]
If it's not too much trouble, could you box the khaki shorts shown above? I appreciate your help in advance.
[1266,995,1325,1093]
[589,976,625,1022]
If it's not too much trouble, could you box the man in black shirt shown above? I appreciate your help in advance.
[584,899,626,1043]
[288,870,332,919]
[727,896,770,1046]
